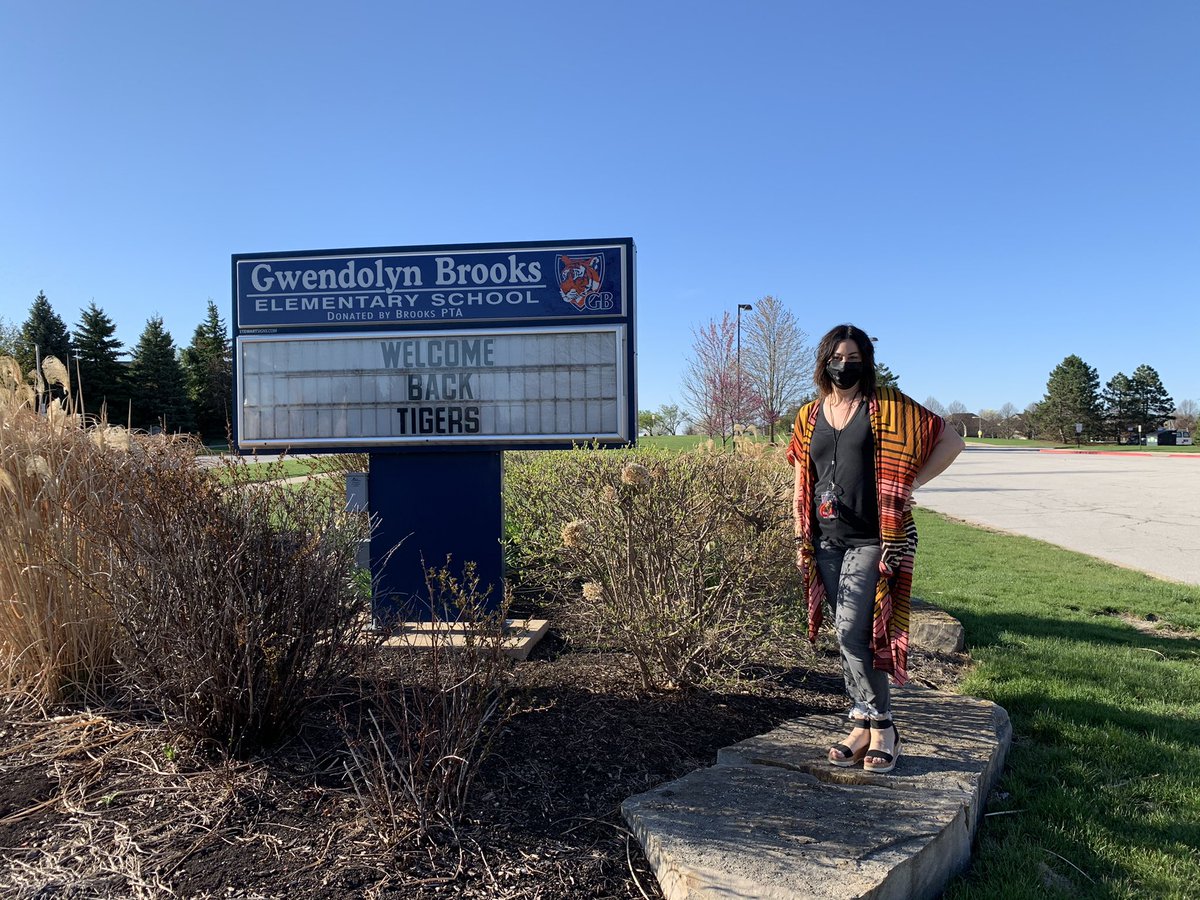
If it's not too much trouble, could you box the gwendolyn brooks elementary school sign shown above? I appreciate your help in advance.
[231,238,637,618]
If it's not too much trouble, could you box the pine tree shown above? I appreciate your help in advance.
[72,302,128,419]
[181,300,232,441]
[1038,355,1103,442]
[1128,364,1174,435]
[15,291,73,383]
[1101,372,1136,443]
[0,315,19,358]
[127,316,194,432]
[874,361,900,390]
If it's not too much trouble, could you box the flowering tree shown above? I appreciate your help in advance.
[682,312,762,445]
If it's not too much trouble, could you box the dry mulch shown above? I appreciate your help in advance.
[0,634,968,899]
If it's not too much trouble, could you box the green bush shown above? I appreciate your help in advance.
[506,444,804,689]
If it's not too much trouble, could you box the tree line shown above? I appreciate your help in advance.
[647,296,898,443]
[1025,354,1187,443]
[651,301,1194,446]
[1,291,232,440]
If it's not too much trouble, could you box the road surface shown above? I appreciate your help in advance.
[916,446,1200,585]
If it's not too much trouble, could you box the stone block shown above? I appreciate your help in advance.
[623,764,970,900]
[910,599,966,653]
[623,688,1011,899]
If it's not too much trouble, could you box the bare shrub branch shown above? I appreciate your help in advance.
[507,445,804,690]
[340,559,516,845]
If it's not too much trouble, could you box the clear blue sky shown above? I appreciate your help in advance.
[2,1,1197,417]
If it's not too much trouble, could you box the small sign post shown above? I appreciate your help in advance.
[232,238,636,622]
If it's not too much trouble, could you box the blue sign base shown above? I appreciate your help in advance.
[368,451,504,625]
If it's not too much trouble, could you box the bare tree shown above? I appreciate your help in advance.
[657,403,685,435]
[924,396,947,416]
[993,402,1019,438]
[979,408,1001,438]
[1173,399,1197,434]
[741,296,814,442]
[946,400,970,436]
[682,313,762,445]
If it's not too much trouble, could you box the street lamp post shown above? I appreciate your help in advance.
[736,303,753,441]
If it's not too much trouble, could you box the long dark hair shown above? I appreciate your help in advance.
[813,324,876,397]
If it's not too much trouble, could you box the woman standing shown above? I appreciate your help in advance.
[786,324,963,773]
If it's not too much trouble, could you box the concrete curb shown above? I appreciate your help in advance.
[622,688,1010,899]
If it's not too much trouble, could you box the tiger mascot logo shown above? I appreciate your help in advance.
[557,254,603,310]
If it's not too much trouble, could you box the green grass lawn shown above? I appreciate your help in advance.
[639,433,785,452]
[212,456,349,484]
[912,509,1200,898]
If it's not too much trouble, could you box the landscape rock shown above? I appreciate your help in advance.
[623,687,1010,899]
[910,598,966,653]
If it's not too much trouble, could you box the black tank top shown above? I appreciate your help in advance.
[810,401,879,547]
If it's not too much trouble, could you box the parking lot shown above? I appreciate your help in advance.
[916,446,1200,585]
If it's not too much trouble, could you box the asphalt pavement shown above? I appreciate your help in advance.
[915,445,1200,585]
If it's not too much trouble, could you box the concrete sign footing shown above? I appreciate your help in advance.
[622,688,1010,899]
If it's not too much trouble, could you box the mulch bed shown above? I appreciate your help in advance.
[0,633,968,899]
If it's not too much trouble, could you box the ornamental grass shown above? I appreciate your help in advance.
[0,354,373,753]
[0,354,125,702]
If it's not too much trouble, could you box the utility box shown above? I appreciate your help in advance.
[346,472,369,512]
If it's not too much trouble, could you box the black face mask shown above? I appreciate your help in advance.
[826,360,863,390]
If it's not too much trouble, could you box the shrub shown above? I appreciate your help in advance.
[506,444,803,689]
[1,353,374,752]
[341,559,515,843]
[88,452,374,754]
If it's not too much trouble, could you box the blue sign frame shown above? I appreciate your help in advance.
[234,238,631,330]
[230,238,636,452]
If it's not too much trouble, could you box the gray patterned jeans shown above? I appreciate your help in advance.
[815,541,890,720]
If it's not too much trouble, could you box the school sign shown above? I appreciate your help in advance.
[231,238,636,619]
[232,238,636,450]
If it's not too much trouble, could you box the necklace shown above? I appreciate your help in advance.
[817,398,861,522]
[827,392,861,430]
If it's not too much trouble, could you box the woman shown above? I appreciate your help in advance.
[786,324,963,773]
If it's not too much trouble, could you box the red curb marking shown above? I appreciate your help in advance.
[1038,449,1200,459]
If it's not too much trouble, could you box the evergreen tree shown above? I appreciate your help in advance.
[874,361,900,390]
[181,300,232,441]
[1038,355,1103,442]
[1128,364,1174,435]
[127,316,194,432]
[1101,372,1136,443]
[15,291,73,383]
[0,315,19,359]
[72,302,129,420]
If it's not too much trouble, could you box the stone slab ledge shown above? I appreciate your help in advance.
[623,688,1010,899]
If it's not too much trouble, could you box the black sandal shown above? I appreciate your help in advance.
[828,716,871,767]
[863,719,902,774]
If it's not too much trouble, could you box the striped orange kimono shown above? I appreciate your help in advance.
[786,387,945,686]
